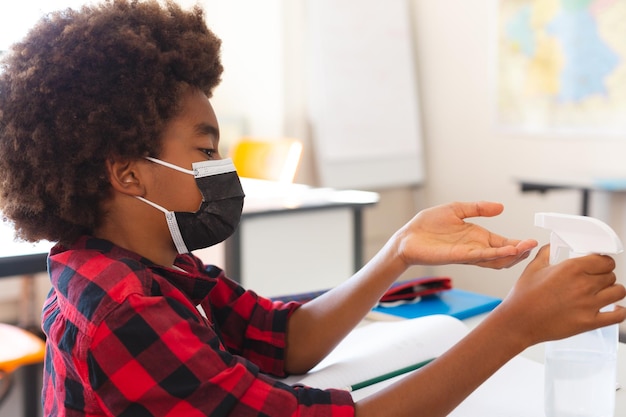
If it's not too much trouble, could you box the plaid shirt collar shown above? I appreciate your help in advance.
[50,235,216,305]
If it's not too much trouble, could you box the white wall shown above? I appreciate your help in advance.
[200,0,287,149]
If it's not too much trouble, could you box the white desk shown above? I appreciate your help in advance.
[517,175,626,217]
[210,178,379,297]
[1,179,379,300]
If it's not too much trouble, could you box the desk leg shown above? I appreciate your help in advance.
[581,189,590,217]
[19,275,42,417]
[518,183,592,217]
[352,208,364,272]
[21,364,42,417]
[224,231,242,284]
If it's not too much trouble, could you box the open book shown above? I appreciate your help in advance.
[281,315,545,416]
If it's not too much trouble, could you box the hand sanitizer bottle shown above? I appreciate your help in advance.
[535,212,623,417]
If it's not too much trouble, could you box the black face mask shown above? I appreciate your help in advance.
[137,157,245,254]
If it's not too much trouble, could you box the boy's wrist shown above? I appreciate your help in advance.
[481,302,536,355]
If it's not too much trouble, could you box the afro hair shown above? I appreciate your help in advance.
[0,0,223,245]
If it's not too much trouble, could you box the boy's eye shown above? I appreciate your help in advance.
[200,148,216,158]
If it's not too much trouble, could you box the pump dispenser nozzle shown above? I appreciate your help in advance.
[535,212,623,264]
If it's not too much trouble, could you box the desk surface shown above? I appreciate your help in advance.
[240,178,379,216]
[517,175,626,192]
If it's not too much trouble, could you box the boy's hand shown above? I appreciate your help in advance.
[499,245,626,346]
[394,201,537,269]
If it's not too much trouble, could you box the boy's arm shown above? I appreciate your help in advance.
[285,201,537,374]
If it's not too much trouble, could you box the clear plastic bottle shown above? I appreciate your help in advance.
[536,213,623,417]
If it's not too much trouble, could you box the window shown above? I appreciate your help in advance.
[0,1,95,51]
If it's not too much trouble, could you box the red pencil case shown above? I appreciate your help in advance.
[379,276,452,303]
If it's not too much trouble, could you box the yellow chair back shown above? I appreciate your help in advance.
[229,138,303,183]
[0,323,45,374]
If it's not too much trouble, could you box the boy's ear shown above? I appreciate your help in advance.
[105,157,145,195]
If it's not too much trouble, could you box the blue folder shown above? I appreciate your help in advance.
[371,289,501,320]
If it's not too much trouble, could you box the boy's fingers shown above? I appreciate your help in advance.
[597,283,626,307]
[597,305,626,328]
[524,245,551,272]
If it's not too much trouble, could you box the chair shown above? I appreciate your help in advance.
[0,323,46,406]
[229,137,303,183]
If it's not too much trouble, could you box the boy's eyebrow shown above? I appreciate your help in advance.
[194,123,220,139]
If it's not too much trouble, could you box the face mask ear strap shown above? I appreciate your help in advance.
[135,196,189,254]
[145,157,195,175]
[135,196,169,214]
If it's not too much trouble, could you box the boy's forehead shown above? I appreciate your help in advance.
[177,90,217,123]
[158,91,219,147]
[166,91,218,128]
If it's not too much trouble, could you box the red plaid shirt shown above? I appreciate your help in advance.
[41,236,354,416]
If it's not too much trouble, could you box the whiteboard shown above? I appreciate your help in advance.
[305,0,424,190]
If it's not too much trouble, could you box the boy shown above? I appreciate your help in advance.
[1,1,624,416]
